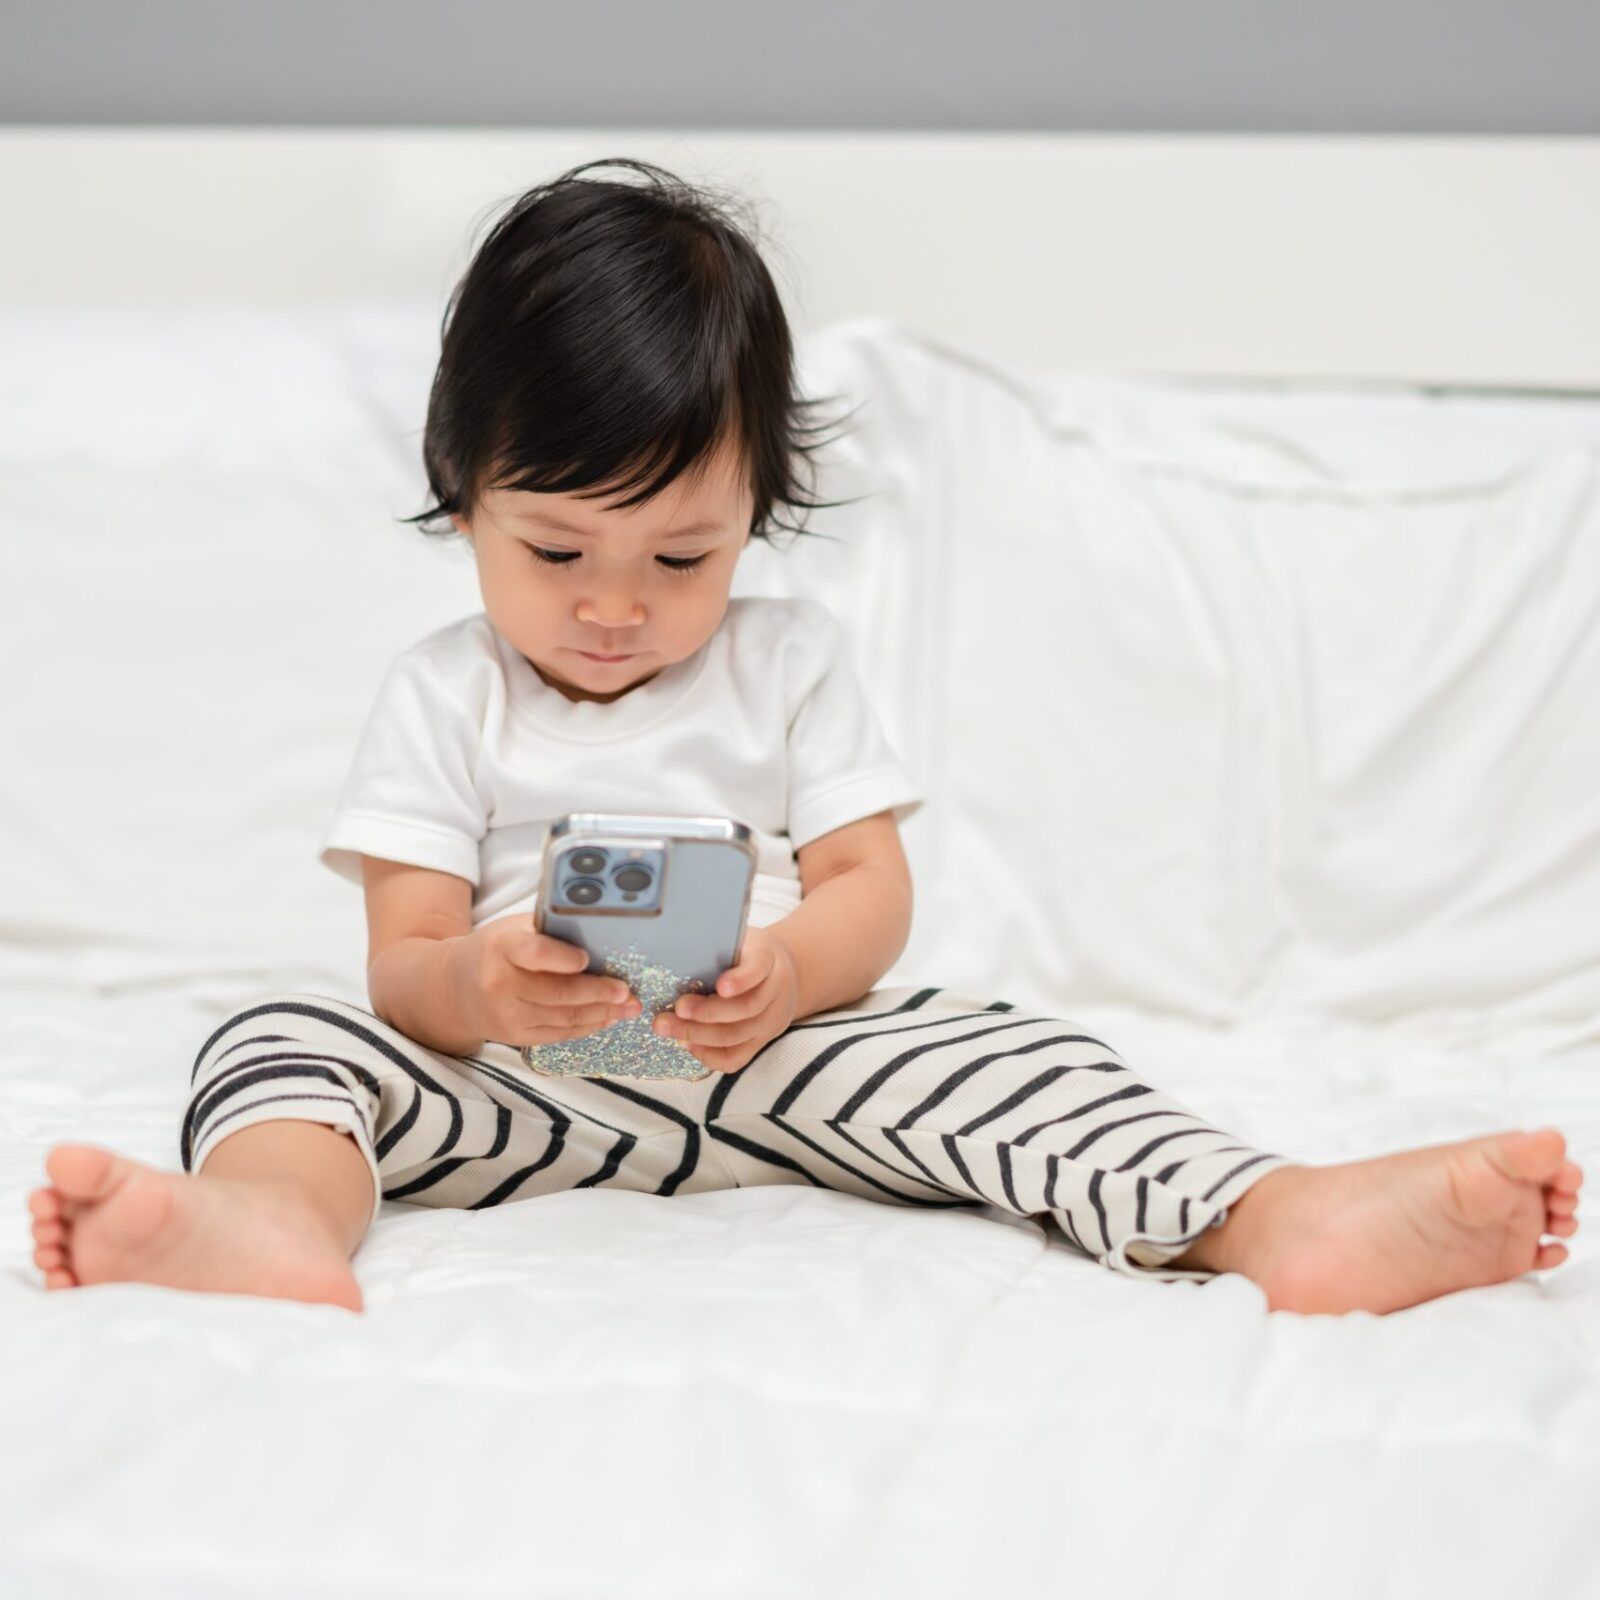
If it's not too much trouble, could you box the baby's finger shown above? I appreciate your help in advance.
[527,968,633,1006]
[673,987,767,1025]
[653,1012,753,1048]
[695,1042,753,1075]
[509,931,592,974]
[527,996,636,1031]
[714,948,773,998]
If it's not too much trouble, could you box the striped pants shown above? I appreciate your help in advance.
[180,982,1296,1283]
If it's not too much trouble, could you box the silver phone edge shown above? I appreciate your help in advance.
[548,813,756,849]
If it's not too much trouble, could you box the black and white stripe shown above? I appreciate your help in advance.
[182,983,1293,1281]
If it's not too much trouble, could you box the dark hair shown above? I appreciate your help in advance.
[400,157,863,548]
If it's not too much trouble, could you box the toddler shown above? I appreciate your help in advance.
[28,158,1582,1316]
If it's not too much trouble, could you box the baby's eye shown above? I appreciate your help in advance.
[529,547,578,565]
[657,555,707,574]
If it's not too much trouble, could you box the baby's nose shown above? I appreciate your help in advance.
[579,598,646,627]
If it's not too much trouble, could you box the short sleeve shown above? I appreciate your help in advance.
[317,652,487,889]
[786,606,925,852]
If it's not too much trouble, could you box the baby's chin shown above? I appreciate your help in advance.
[531,649,666,705]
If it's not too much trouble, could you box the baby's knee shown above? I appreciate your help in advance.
[214,990,376,1030]
[193,991,376,1062]
[187,991,389,1108]
[182,994,390,1176]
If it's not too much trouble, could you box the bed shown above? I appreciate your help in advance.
[3,129,1600,1600]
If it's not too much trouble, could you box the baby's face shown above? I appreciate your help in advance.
[452,434,754,705]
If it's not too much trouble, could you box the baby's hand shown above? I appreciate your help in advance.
[446,920,639,1048]
[651,926,799,1074]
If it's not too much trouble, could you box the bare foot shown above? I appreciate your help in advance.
[1174,1127,1583,1315]
[26,1144,364,1313]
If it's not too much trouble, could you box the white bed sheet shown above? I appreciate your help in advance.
[3,985,1599,1599]
[5,304,1600,1597]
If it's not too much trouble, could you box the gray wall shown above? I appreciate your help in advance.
[2,0,1597,133]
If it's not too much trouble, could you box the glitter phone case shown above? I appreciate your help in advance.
[520,813,757,1082]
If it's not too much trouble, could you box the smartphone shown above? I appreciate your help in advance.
[520,813,757,1082]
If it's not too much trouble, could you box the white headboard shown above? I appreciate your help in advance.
[4,127,1597,389]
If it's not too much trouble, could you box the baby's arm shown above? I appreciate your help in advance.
[766,811,914,1020]
[653,811,912,1071]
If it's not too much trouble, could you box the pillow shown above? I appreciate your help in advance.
[0,305,478,1002]
[741,318,1600,1043]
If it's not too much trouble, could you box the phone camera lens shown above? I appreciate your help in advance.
[569,849,607,875]
[565,877,604,906]
[612,865,652,892]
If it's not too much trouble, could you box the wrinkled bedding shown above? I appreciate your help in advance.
[3,985,1599,1598]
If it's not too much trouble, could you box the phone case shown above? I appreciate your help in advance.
[520,813,756,1082]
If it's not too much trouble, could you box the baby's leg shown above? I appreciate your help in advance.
[200,1118,377,1255]
[1166,1127,1582,1315]
[699,983,1289,1277]
[700,983,1583,1315]
[28,988,747,1311]
[29,1122,373,1312]
[27,989,504,1311]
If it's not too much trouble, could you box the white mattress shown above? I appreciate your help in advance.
[4,305,1600,1597]
[4,986,1599,1598]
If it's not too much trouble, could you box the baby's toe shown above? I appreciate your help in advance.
[1520,1127,1567,1174]
[34,1242,67,1272]
[1476,1129,1569,1201]
[28,1187,63,1223]
[31,1217,67,1247]
[44,1144,117,1203]
[43,1267,77,1290]
[1545,1215,1579,1237]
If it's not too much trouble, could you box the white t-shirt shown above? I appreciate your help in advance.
[318,596,924,930]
